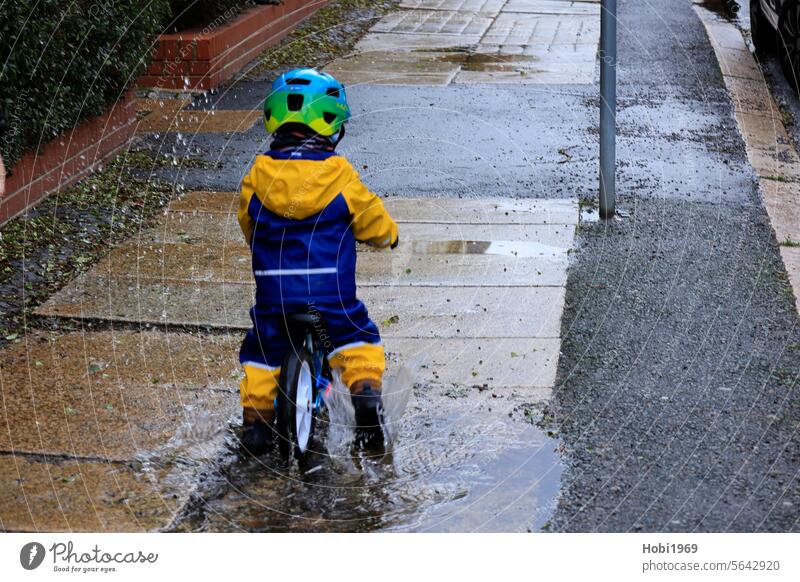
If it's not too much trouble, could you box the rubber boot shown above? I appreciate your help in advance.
[350,380,384,447]
[240,407,275,455]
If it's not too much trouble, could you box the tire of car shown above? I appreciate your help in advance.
[778,0,800,95]
[751,0,774,54]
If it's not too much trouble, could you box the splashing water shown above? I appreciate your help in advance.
[381,361,418,445]
[322,363,418,456]
[321,369,356,459]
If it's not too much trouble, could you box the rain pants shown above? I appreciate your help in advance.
[237,149,398,411]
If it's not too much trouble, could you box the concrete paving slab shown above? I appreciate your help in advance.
[39,278,564,339]
[168,190,238,213]
[355,32,483,52]
[0,455,181,532]
[734,111,790,151]
[358,250,569,286]
[503,0,601,15]
[374,285,565,337]
[454,61,595,84]
[473,41,598,59]
[168,192,579,224]
[372,9,493,35]
[778,246,800,313]
[697,4,800,318]
[36,276,255,327]
[704,19,748,52]
[136,109,262,134]
[399,0,505,13]
[396,222,575,247]
[725,76,779,116]
[87,241,253,283]
[137,97,191,118]
[386,196,579,224]
[64,239,568,286]
[140,211,244,245]
[746,143,800,182]
[325,51,464,86]
[0,331,239,460]
[759,180,800,244]
[385,337,559,393]
[481,13,600,46]
[141,216,575,250]
[716,47,764,81]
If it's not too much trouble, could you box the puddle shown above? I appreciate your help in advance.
[412,240,566,257]
[425,49,542,72]
[171,381,563,532]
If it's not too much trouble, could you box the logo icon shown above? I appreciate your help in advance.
[20,542,45,570]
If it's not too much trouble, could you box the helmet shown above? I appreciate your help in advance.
[264,68,351,137]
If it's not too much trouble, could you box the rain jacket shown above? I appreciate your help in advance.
[238,150,398,306]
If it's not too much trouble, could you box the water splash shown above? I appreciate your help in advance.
[322,362,418,455]
[321,369,355,459]
[381,362,418,445]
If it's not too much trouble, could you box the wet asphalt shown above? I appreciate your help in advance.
[550,0,800,532]
[138,0,800,531]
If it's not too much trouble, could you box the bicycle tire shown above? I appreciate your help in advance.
[276,347,317,464]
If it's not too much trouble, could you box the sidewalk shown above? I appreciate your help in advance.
[1,0,591,532]
[2,0,798,533]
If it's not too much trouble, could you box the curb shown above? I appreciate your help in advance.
[694,3,800,315]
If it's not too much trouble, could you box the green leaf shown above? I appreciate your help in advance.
[381,315,400,327]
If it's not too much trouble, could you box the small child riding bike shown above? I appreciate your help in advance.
[237,68,399,455]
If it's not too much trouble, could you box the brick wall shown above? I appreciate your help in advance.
[1,92,137,225]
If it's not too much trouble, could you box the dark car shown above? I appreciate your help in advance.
[751,0,800,91]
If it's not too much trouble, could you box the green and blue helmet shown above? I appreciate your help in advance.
[264,68,351,137]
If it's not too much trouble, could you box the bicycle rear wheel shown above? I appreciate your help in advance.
[276,347,317,464]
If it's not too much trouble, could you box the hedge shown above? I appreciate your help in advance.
[0,0,170,167]
[167,1,253,32]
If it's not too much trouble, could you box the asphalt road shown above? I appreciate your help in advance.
[549,0,800,532]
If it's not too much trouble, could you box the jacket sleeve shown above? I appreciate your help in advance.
[238,164,257,245]
[341,170,398,248]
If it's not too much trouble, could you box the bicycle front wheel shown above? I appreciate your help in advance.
[276,347,317,464]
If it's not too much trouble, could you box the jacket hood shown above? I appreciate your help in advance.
[247,153,355,220]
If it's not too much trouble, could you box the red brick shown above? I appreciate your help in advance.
[1,93,137,225]
[138,0,331,91]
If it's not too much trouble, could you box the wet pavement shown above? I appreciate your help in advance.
[3,0,800,533]
[549,0,800,532]
[173,385,561,532]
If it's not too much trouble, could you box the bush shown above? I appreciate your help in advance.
[0,0,170,166]
[166,1,253,32]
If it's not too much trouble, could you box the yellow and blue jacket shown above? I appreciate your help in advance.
[238,150,398,306]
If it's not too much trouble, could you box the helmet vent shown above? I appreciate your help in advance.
[287,94,304,111]
[323,112,337,124]
[264,109,271,119]
[325,87,340,98]
[286,78,311,85]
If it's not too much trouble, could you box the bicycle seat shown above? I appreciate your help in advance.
[285,313,318,327]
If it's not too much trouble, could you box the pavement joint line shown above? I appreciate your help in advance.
[0,450,136,465]
[44,277,567,287]
[695,5,800,314]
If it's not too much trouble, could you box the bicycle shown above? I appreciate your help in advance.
[275,312,332,465]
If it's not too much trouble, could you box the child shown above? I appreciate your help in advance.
[237,68,399,455]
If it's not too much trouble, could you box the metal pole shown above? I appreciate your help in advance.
[599,0,617,219]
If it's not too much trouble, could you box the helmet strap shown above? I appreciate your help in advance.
[332,124,346,147]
